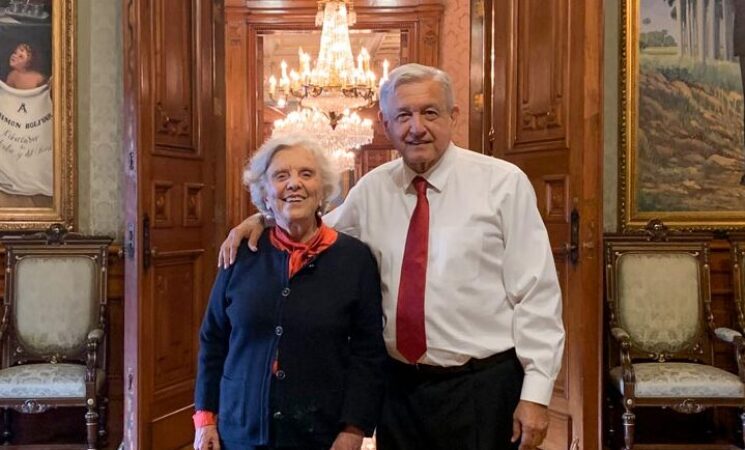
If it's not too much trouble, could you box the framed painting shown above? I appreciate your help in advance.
[0,0,75,230]
[620,0,745,230]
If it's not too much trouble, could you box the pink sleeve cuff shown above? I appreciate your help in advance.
[193,410,217,428]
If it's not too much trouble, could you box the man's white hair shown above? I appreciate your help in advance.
[243,134,340,216]
[378,63,455,119]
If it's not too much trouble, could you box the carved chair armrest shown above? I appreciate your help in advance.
[715,327,742,344]
[87,328,104,344]
[85,328,104,383]
[715,327,745,381]
[610,327,636,396]
[611,327,630,343]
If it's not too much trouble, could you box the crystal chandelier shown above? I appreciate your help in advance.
[271,109,373,172]
[267,0,390,124]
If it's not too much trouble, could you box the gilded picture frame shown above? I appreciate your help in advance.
[620,0,745,230]
[0,0,75,231]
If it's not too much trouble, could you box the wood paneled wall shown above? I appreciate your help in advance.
[0,246,124,449]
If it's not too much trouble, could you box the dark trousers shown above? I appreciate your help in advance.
[376,350,523,450]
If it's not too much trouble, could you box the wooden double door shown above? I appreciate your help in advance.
[472,0,604,449]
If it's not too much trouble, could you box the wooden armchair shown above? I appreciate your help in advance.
[605,228,745,450]
[0,226,112,449]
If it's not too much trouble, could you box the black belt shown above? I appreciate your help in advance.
[389,348,517,377]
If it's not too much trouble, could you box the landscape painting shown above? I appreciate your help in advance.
[621,0,745,229]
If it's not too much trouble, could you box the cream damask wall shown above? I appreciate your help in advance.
[603,0,620,232]
[440,0,470,147]
[77,0,123,241]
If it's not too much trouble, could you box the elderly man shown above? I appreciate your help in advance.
[219,63,565,450]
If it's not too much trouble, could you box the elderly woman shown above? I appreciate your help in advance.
[193,135,386,450]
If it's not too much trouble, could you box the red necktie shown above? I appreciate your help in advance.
[396,176,429,363]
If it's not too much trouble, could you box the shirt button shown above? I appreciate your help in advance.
[281,288,290,297]
[273,411,283,419]
[275,326,283,336]
[276,370,286,380]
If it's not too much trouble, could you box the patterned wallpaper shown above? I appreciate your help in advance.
[77,0,124,241]
[603,0,619,232]
[440,0,471,148]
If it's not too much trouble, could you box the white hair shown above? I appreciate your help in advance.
[378,63,455,119]
[243,134,341,216]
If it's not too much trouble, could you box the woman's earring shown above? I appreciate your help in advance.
[316,203,324,217]
[264,202,274,221]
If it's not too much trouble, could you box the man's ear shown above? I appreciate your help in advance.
[450,105,461,124]
[378,110,394,140]
[377,110,385,125]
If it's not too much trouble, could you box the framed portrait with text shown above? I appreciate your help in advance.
[0,0,75,230]
[620,0,745,230]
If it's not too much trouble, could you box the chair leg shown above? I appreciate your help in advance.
[2,408,11,445]
[622,410,635,450]
[85,399,99,450]
[97,396,108,447]
[606,396,616,447]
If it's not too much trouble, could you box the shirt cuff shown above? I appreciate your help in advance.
[193,410,217,429]
[519,372,555,406]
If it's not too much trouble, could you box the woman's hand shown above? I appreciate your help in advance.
[194,425,220,450]
[217,213,266,268]
[330,425,364,450]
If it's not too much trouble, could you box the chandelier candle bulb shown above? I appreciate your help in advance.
[361,48,370,72]
[269,76,277,97]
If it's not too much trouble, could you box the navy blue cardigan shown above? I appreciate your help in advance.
[195,231,386,447]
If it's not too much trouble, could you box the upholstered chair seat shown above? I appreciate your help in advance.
[0,364,105,399]
[610,363,745,399]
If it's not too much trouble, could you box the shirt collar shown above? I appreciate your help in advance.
[399,141,458,193]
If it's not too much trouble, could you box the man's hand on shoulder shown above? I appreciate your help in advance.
[217,213,266,268]
[511,400,549,450]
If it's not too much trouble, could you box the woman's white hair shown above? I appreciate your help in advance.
[243,134,341,217]
[378,63,455,119]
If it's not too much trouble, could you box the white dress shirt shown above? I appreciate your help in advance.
[324,143,565,406]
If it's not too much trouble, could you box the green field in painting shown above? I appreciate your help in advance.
[636,52,745,212]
